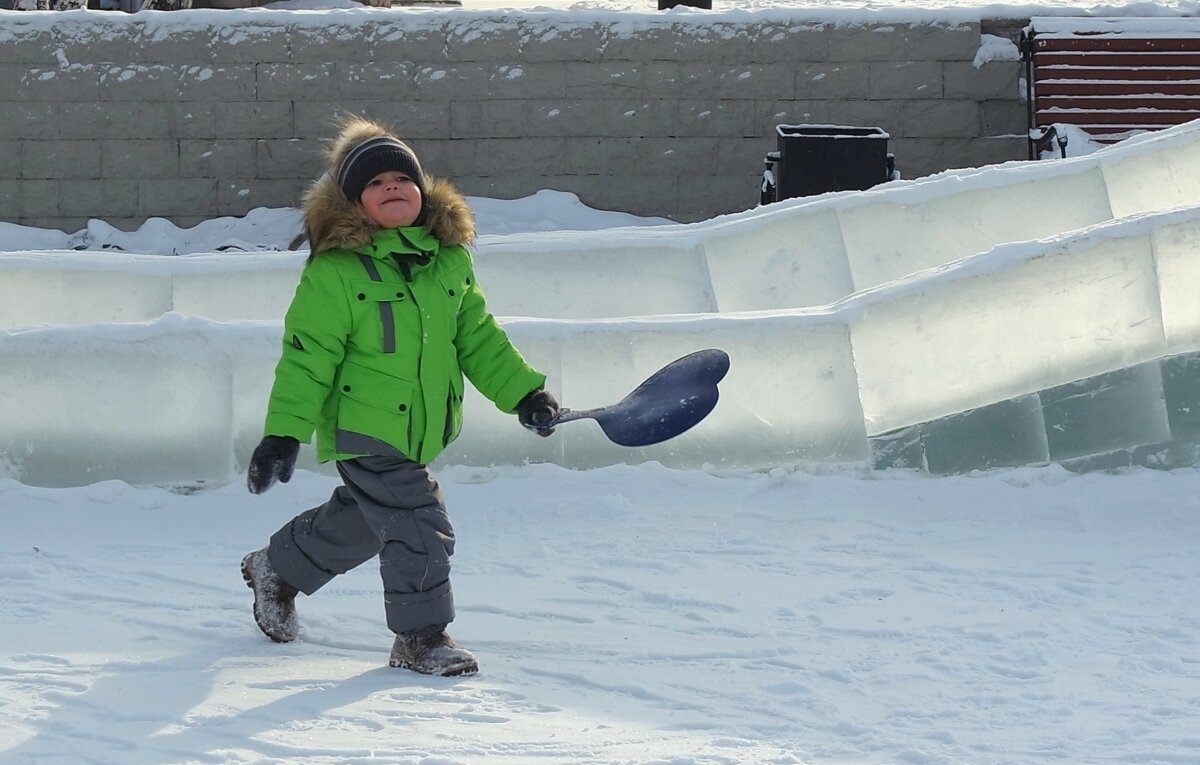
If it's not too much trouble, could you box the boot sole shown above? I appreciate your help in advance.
[389,657,479,677]
[241,553,297,644]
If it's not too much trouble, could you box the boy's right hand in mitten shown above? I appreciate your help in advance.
[247,435,300,494]
[517,389,559,437]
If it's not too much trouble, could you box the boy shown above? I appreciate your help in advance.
[242,117,558,676]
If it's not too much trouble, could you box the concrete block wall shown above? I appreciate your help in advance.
[0,10,1025,230]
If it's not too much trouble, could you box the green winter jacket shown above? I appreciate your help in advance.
[263,134,544,464]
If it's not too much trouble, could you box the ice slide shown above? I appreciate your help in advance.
[3,121,1200,487]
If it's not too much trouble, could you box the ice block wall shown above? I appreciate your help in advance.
[0,317,236,487]
[849,220,1171,434]
[0,312,869,486]
[6,122,1200,486]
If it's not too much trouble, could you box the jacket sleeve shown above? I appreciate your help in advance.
[453,252,546,413]
[263,257,352,442]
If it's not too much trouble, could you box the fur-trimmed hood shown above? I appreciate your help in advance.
[302,117,476,258]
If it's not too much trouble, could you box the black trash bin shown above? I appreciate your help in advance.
[762,124,895,204]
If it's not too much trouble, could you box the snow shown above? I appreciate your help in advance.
[0,190,666,256]
[972,32,1019,67]
[242,0,1200,22]
[1029,13,1200,32]
[2,462,1199,764]
[9,0,1200,27]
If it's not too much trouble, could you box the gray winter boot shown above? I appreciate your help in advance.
[389,630,478,676]
[241,547,299,643]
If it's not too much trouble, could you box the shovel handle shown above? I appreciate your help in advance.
[547,407,599,427]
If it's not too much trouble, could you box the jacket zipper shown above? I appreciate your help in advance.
[357,252,418,455]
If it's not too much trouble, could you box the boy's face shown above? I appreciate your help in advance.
[360,170,422,228]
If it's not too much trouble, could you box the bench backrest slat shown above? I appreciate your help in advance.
[1035,37,1200,52]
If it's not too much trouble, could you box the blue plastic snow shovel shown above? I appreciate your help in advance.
[547,348,731,447]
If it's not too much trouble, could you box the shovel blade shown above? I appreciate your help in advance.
[592,348,731,447]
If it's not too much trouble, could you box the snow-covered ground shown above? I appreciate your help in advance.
[3,189,1200,764]
[3,462,1199,765]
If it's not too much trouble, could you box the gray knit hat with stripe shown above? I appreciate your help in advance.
[336,135,427,208]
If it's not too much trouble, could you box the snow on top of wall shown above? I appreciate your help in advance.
[3,0,1200,35]
[1028,13,1200,32]
[973,32,1019,65]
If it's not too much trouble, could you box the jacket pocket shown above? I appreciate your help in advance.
[438,267,472,316]
[335,360,416,453]
[350,278,408,354]
[349,278,410,304]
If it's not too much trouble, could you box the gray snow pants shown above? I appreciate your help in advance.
[266,455,455,635]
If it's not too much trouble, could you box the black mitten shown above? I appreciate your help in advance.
[247,436,300,494]
[516,389,559,437]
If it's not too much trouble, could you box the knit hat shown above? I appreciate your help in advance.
[336,135,427,206]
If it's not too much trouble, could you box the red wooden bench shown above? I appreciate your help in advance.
[1020,17,1200,158]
